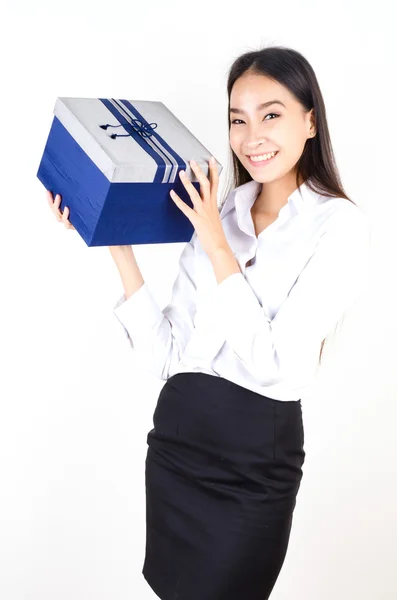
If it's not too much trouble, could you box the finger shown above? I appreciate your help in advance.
[61,206,68,227]
[45,191,75,228]
[179,169,204,208]
[47,191,61,207]
[189,161,211,191]
[187,162,210,202]
[65,208,76,230]
[46,190,60,210]
[170,189,195,221]
[62,206,74,229]
[209,156,219,179]
[209,157,219,195]
[52,195,63,222]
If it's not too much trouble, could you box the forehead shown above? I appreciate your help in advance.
[230,73,292,107]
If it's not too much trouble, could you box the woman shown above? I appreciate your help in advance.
[48,46,370,600]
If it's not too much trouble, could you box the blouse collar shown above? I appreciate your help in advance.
[219,178,320,220]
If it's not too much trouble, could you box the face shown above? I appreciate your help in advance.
[229,71,315,184]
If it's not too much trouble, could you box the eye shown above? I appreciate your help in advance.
[231,113,280,125]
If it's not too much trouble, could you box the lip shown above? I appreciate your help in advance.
[247,151,279,167]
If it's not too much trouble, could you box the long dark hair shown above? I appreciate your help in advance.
[221,45,356,365]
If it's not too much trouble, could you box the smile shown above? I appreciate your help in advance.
[247,151,279,167]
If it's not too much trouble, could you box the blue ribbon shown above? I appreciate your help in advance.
[99,119,158,139]
[98,98,187,184]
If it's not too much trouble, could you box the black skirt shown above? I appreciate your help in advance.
[142,372,305,600]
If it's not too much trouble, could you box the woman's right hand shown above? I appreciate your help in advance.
[46,190,75,230]
[46,189,134,256]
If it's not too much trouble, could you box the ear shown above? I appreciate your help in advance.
[309,108,316,135]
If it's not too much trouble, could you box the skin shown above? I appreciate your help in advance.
[46,191,75,228]
[48,74,316,229]
[47,76,316,269]
[229,71,316,218]
[46,190,133,258]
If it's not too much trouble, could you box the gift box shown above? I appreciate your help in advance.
[37,97,223,246]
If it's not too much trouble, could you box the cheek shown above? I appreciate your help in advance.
[229,130,242,155]
[229,130,236,149]
[288,138,307,161]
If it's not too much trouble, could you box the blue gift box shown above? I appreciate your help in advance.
[37,97,223,246]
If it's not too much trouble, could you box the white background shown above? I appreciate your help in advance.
[1,0,396,598]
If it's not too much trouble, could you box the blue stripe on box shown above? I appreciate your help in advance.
[121,99,187,182]
[100,98,187,184]
[37,115,197,246]
[110,99,178,183]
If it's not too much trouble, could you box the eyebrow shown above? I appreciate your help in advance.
[229,100,286,114]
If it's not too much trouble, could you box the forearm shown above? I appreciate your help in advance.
[108,245,144,299]
[111,240,199,381]
[209,246,242,284]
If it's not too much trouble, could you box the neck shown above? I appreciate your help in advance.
[252,173,305,216]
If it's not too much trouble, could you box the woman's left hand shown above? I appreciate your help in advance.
[169,157,230,259]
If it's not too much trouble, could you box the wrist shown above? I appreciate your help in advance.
[208,245,234,261]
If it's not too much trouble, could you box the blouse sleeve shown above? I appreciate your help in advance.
[209,207,370,384]
[112,232,198,380]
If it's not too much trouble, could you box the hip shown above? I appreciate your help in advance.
[147,372,305,491]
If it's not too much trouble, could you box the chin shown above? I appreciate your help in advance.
[246,166,281,183]
[251,173,280,184]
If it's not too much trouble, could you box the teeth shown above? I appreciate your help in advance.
[250,151,277,162]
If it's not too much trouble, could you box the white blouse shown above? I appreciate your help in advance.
[112,179,370,401]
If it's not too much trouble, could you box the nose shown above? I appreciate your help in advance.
[244,132,267,147]
[245,141,267,154]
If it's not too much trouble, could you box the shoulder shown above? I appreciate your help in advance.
[316,195,370,242]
